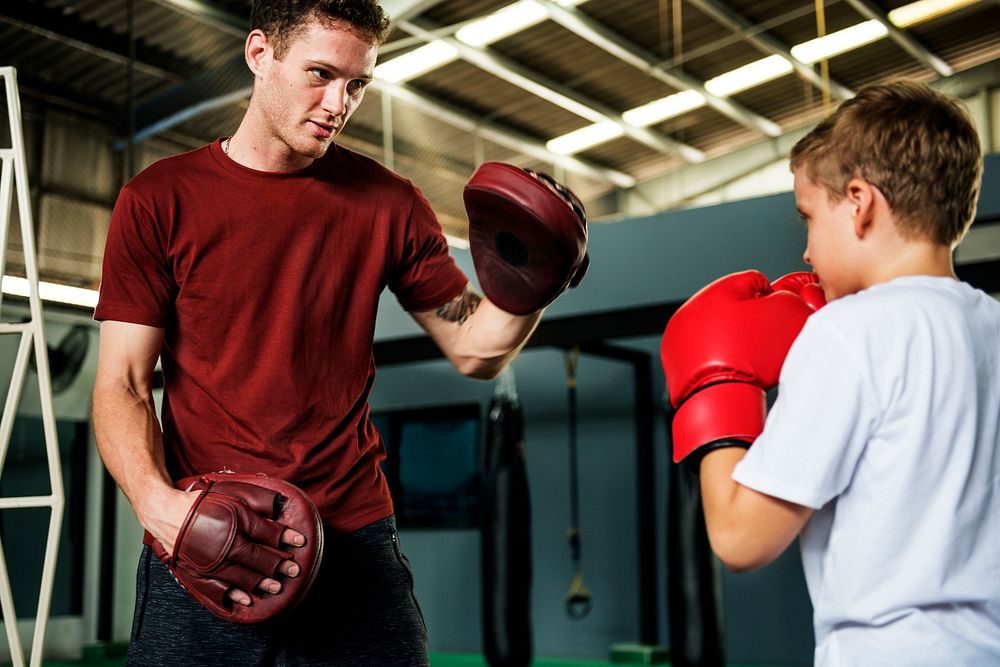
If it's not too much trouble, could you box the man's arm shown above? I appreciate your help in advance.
[92,320,299,604]
[409,283,542,380]
[91,320,194,554]
[699,448,813,572]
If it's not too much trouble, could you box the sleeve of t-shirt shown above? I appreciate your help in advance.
[390,186,468,312]
[732,314,881,509]
[93,184,176,327]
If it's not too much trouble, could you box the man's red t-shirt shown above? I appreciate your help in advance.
[95,139,468,533]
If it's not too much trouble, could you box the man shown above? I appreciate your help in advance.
[92,1,586,664]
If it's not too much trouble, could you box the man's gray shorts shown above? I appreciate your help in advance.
[126,516,428,666]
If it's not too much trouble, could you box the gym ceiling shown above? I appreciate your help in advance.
[0,0,998,246]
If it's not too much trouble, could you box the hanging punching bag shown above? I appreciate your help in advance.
[666,403,725,667]
[482,372,533,667]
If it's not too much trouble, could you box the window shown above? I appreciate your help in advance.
[373,404,481,529]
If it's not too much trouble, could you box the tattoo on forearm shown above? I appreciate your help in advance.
[437,287,482,325]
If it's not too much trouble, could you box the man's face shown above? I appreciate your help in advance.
[795,170,863,301]
[256,19,377,161]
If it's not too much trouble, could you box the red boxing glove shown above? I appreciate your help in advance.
[661,271,824,464]
[772,271,826,312]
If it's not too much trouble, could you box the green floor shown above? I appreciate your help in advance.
[4,654,612,667]
[1,642,795,667]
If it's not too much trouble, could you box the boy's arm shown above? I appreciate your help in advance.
[699,448,813,572]
[661,271,825,570]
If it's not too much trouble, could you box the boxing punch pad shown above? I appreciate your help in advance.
[465,162,589,315]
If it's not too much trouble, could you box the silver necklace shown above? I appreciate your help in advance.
[223,137,231,155]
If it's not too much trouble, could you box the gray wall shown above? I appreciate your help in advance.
[373,338,816,664]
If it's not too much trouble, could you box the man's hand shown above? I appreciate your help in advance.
[141,486,306,606]
[143,473,324,624]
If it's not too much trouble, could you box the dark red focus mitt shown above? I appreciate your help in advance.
[143,472,324,624]
[464,162,589,315]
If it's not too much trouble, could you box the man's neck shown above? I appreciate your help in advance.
[224,112,317,172]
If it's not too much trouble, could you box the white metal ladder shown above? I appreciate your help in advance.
[0,66,65,667]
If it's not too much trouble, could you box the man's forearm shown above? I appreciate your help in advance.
[92,380,188,549]
[455,303,540,378]
[430,286,542,379]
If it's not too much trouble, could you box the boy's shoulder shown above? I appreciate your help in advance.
[810,276,998,340]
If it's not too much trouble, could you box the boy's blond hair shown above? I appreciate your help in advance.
[790,80,982,247]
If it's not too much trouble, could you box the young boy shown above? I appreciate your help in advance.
[661,80,1000,665]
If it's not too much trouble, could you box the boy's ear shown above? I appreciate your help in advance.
[845,177,877,239]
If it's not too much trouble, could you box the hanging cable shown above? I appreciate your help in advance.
[563,345,591,619]
[814,0,832,112]
[672,0,684,67]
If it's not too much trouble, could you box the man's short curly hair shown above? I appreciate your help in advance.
[251,0,392,57]
[790,80,983,247]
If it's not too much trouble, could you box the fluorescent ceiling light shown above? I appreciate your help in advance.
[456,1,548,46]
[704,55,794,97]
[622,90,706,126]
[791,20,889,64]
[888,0,980,28]
[376,0,589,82]
[2,276,98,308]
[547,121,624,155]
[374,41,458,83]
[456,0,588,47]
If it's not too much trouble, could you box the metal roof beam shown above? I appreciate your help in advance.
[148,0,447,39]
[620,59,1000,214]
[842,0,953,77]
[382,0,446,23]
[375,80,636,188]
[619,130,807,216]
[112,56,251,147]
[685,0,854,100]
[537,0,782,137]
[16,75,118,122]
[146,0,247,38]
[0,1,197,82]
[397,20,705,164]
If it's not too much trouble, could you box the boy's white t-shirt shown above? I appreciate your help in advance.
[732,276,1000,667]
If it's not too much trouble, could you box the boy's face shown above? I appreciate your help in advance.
[255,18,377,162]
[794,170,864,301]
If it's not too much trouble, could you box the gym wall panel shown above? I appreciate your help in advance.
[374,187,811,341]
[375,153,1000,343]
[371,348,646,659]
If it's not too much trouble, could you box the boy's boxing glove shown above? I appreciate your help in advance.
[661,270,824,465]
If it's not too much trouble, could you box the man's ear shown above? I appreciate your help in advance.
[844,177,876,239]
[245,29,270,77]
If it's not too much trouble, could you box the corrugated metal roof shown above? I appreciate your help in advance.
[0,0,997,241]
